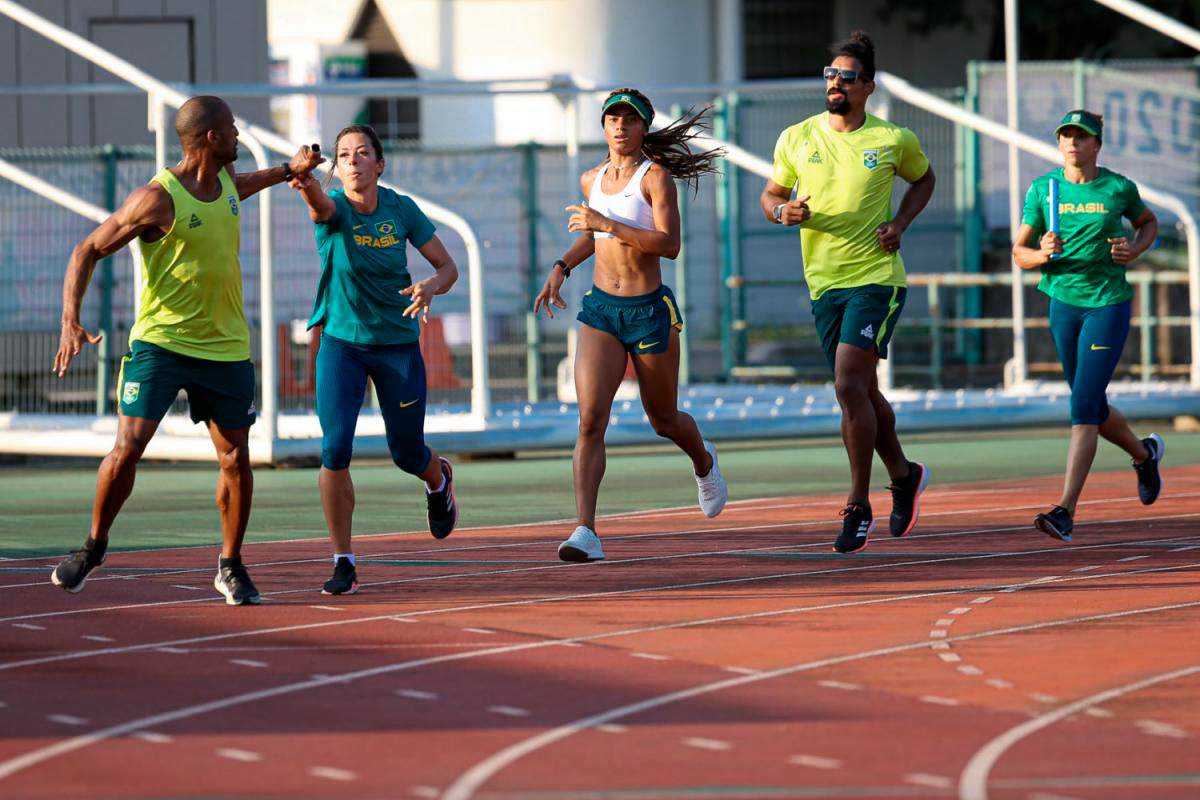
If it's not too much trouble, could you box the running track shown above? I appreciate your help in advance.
[1,466,1198,800]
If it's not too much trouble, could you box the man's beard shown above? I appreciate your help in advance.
[825,95,850,114]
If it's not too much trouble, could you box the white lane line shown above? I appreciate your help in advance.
[683,737,731,751]
[131,731,172,743]
[487,706,530,717]
[1028,693,1059,704]
[1169,544,1200,552]
[397,689,439,701]
[921,696,960,706]
[155,647,188,654]
[12,623,45,630]
[0,702,7,709]
[6,589,1199,786]
[1117,555,1150,562]
[930,642,951,651]
[929,630,949,639]
[171,585,205,591]
[1135,719,1190,738]
[309,766,356,781]
[81,635,115,643]
[310,605,345,612]
[986,679,1014,690]
[217,748,262,762]
[935,618,956,627]
[555,640,583,647]
[1083,707,1113,718]
[817,680,861,691]
[1070,565,1102,573]
[596,724,627,733]
[971,596,995,604]
[462,628,494,634]
[1026,793,1083,800]
[437,601,1200,800]
[723,666,758,675]
[631,652,670,661]
[906,773,953,788]
[229,659,268,668]
[410,787,441,799]
[939,653,963,663]
[788,754,842,769]
[391,617,419,623]
[957,665,984,676]
[47,715,88,726]
[949,607,973,615]
[959,664,1200,800]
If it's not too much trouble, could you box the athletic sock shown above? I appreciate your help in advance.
[334,553,356,566]
[426,474,447,494]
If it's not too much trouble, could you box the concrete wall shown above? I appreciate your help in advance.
[0,0,270,148]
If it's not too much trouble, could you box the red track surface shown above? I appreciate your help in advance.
[1,466,1198,800]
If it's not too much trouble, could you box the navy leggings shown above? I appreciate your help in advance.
[315,333,432,473]
[1048,298,1131,425]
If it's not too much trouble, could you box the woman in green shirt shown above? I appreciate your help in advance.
[1013,109,1164,542]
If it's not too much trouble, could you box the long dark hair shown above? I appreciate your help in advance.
[326,124,385,186]
[603,88,723,191]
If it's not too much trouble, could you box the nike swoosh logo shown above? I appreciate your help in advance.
[1090,344,1111,350]
[399,399,420,408]
[637,341,659,350]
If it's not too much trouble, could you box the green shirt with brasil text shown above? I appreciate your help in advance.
[307,187,436,344]
[771,112,930,300]
[1022,167,1147,308]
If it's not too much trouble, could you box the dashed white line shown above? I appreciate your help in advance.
[930,641,951,650]
[47,715,87,726]
[462,628,494,634]
[596,723,627,734]
[971,596,995,604]
[817,680,861,691]
[131,731,172,743]
[81,635,115,643]
[957,665,984,676]
[683,737,731,751]
[788,754,842,769]
[170,585,205,591]
[949,607,973,615]
[1029,693,1059,704]
[986,678,1014,690]
[391,617,419,623]
[631,652,670,661]
[935,618,956,627]
[939,652,962,663]
[229,659,268,668]
[155,647,188,654]
[905,772,952,788]
[1168,545,1200,552]
[1117,555,1150,562]
[309,766,356,781]
[555,640,583,648]
[1070,565,1102,572]
[12,623,44,630]
[722,666,758,675]
[410,787,441,799]
[397,689,439,701]
[217,748,262,762]
[920,695,960,706]
[310,605,345,612]
[1135,719,1190,738]
[487,706,530,717]
[1083,707,1113,718]
[929,630,948,639]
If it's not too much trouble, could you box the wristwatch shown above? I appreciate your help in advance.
[772,203,784,223]
[281,162,294,182]
[554,258,573,278]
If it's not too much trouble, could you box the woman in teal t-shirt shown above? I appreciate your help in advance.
[290,124,459,595]
[1013,109,1164,543]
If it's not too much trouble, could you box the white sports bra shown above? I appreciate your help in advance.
[587,159,655,239]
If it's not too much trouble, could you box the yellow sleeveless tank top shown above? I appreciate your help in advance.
[130,167,250,361]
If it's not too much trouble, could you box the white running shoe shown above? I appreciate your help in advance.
[558,525,605,562]
[695,439,728,518]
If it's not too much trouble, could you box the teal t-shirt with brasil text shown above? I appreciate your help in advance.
[1021,167,1147,308]
[307,187,436,344]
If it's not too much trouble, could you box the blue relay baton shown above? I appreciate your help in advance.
[1047,178,1060,260]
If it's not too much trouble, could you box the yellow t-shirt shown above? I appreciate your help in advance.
[771,112,930,300]
[130,167,250,361]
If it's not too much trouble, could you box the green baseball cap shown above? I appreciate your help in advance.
[1055,110,1103,138]
[601,92,652,126]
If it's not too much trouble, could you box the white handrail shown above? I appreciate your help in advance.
[0,0,491,430]
[878,71,1200,388]
[1091,0,1200,51]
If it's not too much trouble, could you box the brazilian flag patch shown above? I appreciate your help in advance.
[122,381,140,405]
[375,219,396,237]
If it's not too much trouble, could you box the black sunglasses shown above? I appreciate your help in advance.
[823,67,861,82]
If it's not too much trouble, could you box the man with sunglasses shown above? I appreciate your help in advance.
[760,30,937,554]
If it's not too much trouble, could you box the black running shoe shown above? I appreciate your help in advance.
[1134,433,1165,506]
[322,557,358,595]
[1034,506,1073,543]
[50,543,106,593]
[834,503,874,553]
[214,556,261,606]
[888,461,929,538]
[426,457,458,539]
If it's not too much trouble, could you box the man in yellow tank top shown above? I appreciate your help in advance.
[49,96,323,605]
[760,32,936,555]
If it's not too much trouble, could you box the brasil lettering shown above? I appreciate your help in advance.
[354,233,402,248]
[1057,202,1108,214]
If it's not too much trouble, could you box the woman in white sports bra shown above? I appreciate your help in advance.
[534,88,728,563]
